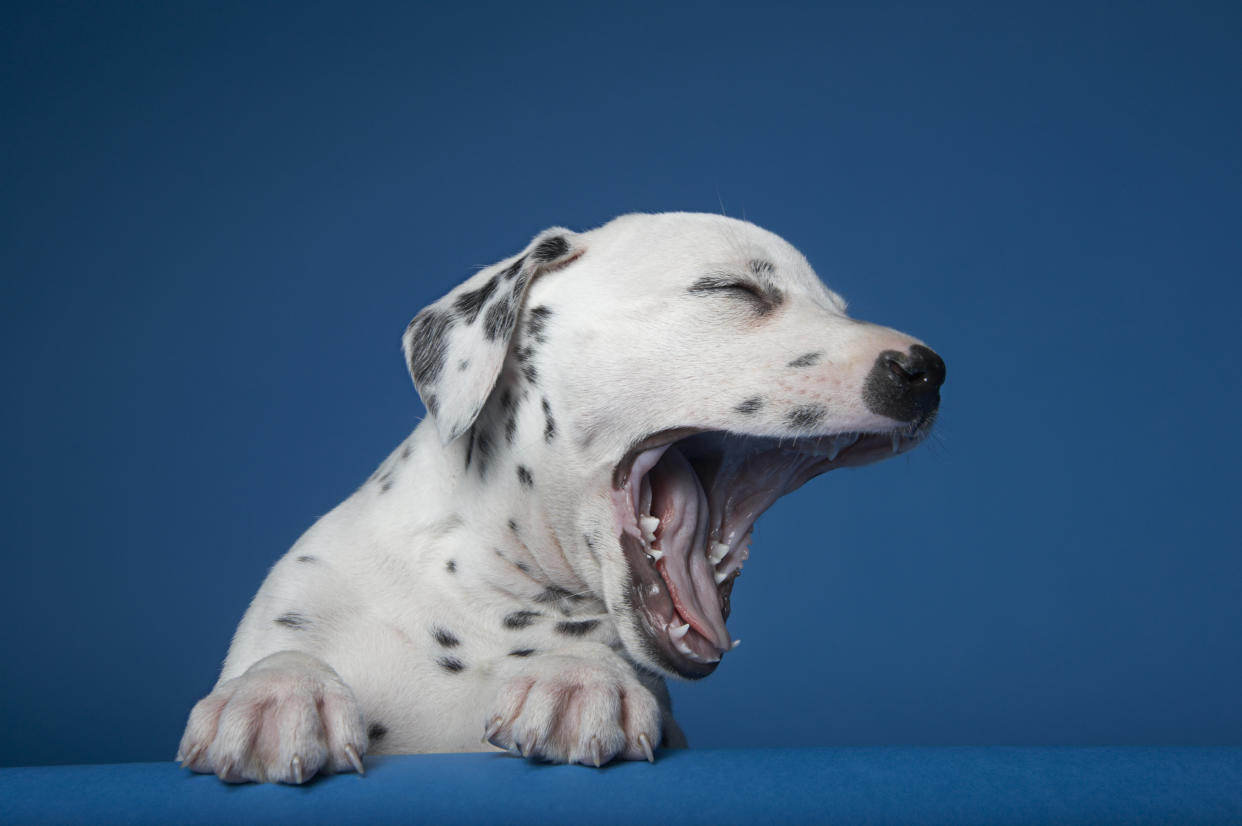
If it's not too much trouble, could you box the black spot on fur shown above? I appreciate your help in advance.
[377,470,393,493]
[368,723,388,742]
[501,257,525,281]
[432,627,461,648]
[786,403,827,430]
[788,351,823,368]
[275,612,309,630]
[504,414,517,444]
[515,561,530,573]
[458,359,470,372]
[424,392,439,417]
[749,259,775,276]
[555,619,599,637]
[484,297,516,342]
[296,555,318,564]
[521,360,538,385]
[445,559,457,573]
[471,427,494,476]
[542,397,556,442]
[532,236,569,262]
[437,656,465,674]
[526,305,553,343]
[735,396,765,415]
[453,273,501,324]
[535,585,573,604]
[499,387,515,412]
[406,310,453,388]
[508,519,519,533]
[401,443,412,460]
[516,465,533,487]
[504,611,540,630]
[508,648,536,658]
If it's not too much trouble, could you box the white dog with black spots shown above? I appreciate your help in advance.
[178,212,945,783]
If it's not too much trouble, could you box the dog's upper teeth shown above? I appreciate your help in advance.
[708,541,729,565]
[714,568,729,584]
[640,515,659,543]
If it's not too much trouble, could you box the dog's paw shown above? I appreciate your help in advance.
[484,647,662,766]
[176,650,367,784]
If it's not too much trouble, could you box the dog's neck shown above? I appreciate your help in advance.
[440,423,604,611]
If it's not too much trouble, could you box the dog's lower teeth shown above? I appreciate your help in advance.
[639,515,659,542]
[669,623,690,640]
[708,542,729,565]
[648,548,664,562]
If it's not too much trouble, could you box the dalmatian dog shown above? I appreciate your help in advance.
[177,212,945,783]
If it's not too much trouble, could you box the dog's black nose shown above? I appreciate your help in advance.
[862,344,946,423]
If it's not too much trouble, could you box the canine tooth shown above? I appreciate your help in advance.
[669,623,690,640]
[714,568,729,584]
[709,542,729,565]
[649,548,664,562]
[640,515,659,542]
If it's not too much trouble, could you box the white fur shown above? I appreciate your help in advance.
[178,212,932,782]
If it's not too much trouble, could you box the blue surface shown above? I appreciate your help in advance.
[3,1,1241,768]
[3,749,1242,826]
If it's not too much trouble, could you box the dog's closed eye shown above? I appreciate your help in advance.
[687,275,780,315]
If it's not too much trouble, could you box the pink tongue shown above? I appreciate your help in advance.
[649,447,731,651]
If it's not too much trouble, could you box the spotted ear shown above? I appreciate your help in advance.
[403,228,581,444]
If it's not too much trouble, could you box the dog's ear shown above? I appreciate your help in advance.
[403,228,581,444]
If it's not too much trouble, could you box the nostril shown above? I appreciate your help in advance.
[885,355,922,383]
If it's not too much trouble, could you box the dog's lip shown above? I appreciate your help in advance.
[611,420,934,488]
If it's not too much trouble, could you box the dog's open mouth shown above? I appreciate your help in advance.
[610,422,933,678]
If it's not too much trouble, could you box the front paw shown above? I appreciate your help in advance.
[176,650,367,784]
[484,647,661,766]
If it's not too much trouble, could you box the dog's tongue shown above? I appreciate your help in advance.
[649,447,732,651]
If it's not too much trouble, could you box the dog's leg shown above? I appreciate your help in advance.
[177,650,367,784]
[483,642,664,766]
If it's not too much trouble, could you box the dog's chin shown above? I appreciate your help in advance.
[610,421,934,680]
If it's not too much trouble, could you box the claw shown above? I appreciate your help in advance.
[482,715,503,744]
[178,742,204,769]
[589,736,603,768]
[344,744,365,776]
[291,755,304,785]
[638,733,655,764]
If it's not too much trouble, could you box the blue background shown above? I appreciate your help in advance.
[2,1,1239,768]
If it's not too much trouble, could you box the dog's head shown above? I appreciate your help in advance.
[405,213,945,680]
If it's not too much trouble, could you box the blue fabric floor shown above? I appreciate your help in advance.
[3,747,1241,825]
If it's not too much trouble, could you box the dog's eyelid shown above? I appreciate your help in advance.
[688,275,767,300]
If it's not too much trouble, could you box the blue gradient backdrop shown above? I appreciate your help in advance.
[3,2,1240,767]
